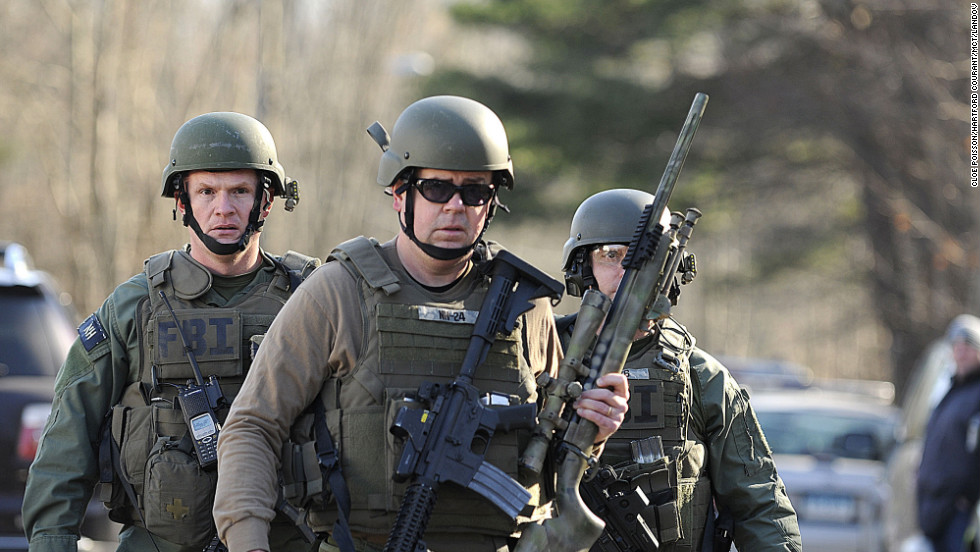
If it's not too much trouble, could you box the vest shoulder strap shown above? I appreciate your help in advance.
[144,249,212,300]
[658,318,696,366]
[278,250,322,278]
[328,236,401,295]
[273,251,322,293]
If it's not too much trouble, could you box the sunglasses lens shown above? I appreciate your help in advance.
[418,180,455,203]
[416,180,494,206]
[460,185,493,206]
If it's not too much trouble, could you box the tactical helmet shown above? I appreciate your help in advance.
[562,189,655,297]
[161,112,297,256]
[370,95,514,190]
[161,112,287,197]
[367,96,514,262]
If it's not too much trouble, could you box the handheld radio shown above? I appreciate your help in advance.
[158,291,227,469]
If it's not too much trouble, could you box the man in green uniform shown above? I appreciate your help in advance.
[23,112,320,552]
[559,189,802,551]
[212,95,630,552]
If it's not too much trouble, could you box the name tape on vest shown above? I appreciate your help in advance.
[624,367,651,380]
[417,306,479,325]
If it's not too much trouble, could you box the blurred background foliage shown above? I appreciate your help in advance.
[0,0,974,399]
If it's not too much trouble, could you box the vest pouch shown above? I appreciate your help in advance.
[142,435,218,547]
[112,403,155,504]
[674,475,712,550]
[99,404,151,518]
[106,398,191,517]
[628,458,682,544]
[281,409,326,509]
[384,390,422,512]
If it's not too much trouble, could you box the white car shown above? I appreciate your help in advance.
[751,389,900,552]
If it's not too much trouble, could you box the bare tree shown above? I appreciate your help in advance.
[0,0,434,315]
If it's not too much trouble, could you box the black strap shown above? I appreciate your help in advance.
[272,259,306,293]
[97,414,115,501]
[275,482,320,545]
[313,400,355,552]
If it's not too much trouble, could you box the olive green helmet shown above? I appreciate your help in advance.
[161,111,287,197]
[562,189,654,297]
[368,95,514,190]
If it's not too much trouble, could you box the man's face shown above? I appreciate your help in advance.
[590,244,629,298]
[393,168,494,252]
[180,169,265,245]
[589,207,672,298]
[952,339,980,376]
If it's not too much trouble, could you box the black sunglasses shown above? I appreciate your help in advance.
[413,178,495,207]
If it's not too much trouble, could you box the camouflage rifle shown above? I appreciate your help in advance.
[383,250,564,552]
[515,92,708,552]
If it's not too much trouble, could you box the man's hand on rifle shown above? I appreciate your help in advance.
[574,373,630,443]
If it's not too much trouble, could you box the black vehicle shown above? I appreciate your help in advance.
[0,242,118,551]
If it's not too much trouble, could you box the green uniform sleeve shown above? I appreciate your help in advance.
[690,349,803,552]
[23,276,147,552]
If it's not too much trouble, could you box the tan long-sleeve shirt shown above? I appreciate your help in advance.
[214,239,561,552]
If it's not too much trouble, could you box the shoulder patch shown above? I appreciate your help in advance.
[78,314,108,352]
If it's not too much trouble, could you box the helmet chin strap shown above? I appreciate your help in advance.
[395,178,496,262]
[175,175,269,256]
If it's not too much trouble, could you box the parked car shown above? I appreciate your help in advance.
[752,388,900,552]
[716,355,814,392]
[883,339,954,552]
[0,242,118,551]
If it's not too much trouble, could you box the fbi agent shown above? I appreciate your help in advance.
[23,112,320,552]
[212,96,630,552]
[559,189,802,551]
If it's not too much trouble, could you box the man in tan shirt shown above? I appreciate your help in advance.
[213,96,629,552]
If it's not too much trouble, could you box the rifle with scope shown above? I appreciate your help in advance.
[515,92,709,552]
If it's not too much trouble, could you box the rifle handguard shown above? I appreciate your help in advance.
[384,482,437,552]
[521,289,611,476]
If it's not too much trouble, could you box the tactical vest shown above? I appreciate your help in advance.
[101,248,317,546]
[560,316,713,552]
[307,237,549,538]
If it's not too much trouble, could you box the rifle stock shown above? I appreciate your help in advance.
[515,92,709,552]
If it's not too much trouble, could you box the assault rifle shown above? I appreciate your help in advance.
[580,464,659,552]
[383,250,564,552]
[579,437,681,552]
[515,92,708,552]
